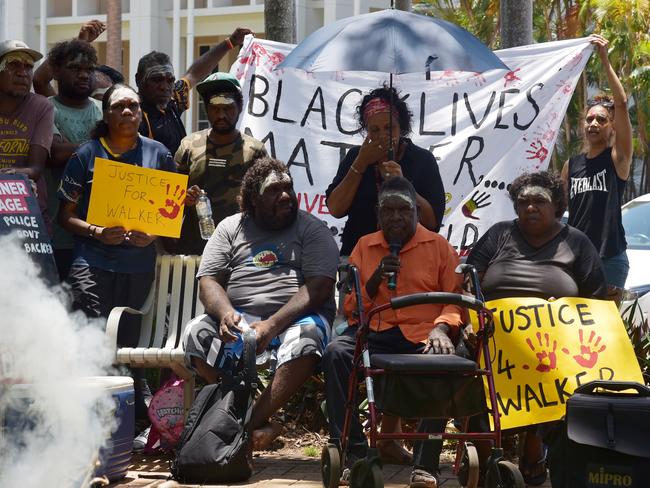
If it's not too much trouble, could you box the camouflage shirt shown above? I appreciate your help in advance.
[175,130,267,254]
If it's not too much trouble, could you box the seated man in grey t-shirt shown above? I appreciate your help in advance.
[183,157,339,450]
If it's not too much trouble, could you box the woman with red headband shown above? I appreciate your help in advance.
[325,85,446,467]
[326,85,445,257]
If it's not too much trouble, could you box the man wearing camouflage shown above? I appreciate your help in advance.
[175,72,267,255]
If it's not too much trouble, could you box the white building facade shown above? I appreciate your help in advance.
[0,0,391,131]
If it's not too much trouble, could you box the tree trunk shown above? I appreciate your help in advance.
[265,0,295,44]
[106,0,122,71]
[500,0,532,48]
[395,0,411,12]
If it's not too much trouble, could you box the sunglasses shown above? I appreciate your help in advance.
[587,98,614,109]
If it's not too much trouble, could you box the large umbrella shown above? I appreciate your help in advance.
[278,8,508,156]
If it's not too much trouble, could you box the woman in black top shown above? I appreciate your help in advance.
[468,171,606,486]
[561,35,633,300]
[326,85,445,256]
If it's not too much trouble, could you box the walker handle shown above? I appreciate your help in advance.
[574,380,650,397]
[390,292,485,312]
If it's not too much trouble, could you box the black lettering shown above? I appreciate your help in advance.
[546,303,556,328]
[496,385,522,415]
[558,304,574,325]
[429,141,451,164]
[464,91,496,129]
[524,384,544,411]
[497,349,515,380]
[529,304,544,328]
[499,309,515,333]
[554,377,571,403]
[320,140,357,164]
[248,74,269,117]
[453,136,484,185]
[599,367,614,380]
[244,128,276,158]
[460,223,479,250]
[494,89,519,129]
[451,92,459,136]
[576,303,595,326]
[300,87,326,129]
[575,371,588,387]
[514,83,543,130]
[515,306,532,331]
[286,138,313,185]
[538,382,558,407]
[419,92,445,136]
[273,80,297,124]
[336,88,363,135]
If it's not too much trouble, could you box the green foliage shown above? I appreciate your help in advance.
[620,299,650,385]
[303,445,320,457]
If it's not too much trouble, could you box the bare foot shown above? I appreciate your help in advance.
[252,421,282,451]
[377,439,413,465]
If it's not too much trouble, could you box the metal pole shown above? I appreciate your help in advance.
[185,0,195,132]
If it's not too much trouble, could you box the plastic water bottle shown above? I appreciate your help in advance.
[196,190,215,240]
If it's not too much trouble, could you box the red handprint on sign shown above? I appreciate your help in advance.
[561,329,606,369]
[503,68,521,87]
[524,332,558,373]
[153,184,185,220]
[525,139,549,163]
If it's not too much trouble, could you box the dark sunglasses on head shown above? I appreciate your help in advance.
[587,98,614,108]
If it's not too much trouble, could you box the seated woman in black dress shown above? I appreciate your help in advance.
[467,170,606,485]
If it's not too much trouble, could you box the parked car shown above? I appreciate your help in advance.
[621,193,650,325]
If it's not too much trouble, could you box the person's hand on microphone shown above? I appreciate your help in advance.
[366,254,400,298]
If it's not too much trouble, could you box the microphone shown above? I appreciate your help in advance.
[387,241,401,290]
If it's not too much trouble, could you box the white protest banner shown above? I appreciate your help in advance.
[230,37,592,250]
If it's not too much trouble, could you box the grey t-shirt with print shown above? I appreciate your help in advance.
[197,210,339,323]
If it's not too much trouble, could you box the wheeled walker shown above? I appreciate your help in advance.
[321,264,525,488]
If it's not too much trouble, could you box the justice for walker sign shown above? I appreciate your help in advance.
[473,297,643,430]
[230,36,594,250]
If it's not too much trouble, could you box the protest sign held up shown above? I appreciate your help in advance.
[87,158,189,238]
[473,297,643,430]
[0,174,58,284]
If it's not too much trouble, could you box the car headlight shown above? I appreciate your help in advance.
[622,284,650,302]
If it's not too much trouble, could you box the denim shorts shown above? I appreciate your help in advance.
[601,251,630,289]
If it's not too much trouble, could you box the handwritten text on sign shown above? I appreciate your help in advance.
[86,158,188,238]
[473,297,643,430]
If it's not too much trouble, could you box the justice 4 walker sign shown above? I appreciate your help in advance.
[0,174,58,284]
[230,36,594,250]
[474,297,643,430]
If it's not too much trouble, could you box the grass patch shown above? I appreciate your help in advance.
[303,445,320,457]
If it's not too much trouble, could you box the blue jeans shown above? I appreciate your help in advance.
[601,251,629,288]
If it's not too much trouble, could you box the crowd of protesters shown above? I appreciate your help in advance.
[0,18,632,488]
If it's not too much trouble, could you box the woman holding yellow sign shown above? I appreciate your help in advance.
[466,171,607,486]
[57,83,196,441]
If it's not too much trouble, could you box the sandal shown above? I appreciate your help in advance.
[409,468,438,488]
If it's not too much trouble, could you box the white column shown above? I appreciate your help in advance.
[184,0,195,132]
[0,0,8,41]
[39,0,47,58]
[128,0,173,86]
[172,0,180,78]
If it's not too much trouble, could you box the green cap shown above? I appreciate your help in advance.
[196,72,241,97]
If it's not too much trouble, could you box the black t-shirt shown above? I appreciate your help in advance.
[467,220,606,300]
[138,79,189,156]
[325,139,445,255]
[567,147,627,258]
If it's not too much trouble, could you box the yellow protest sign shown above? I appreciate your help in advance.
[87,158,188,238]
[472,297,643,430]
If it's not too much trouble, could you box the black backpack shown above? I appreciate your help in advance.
[171,332,257,483]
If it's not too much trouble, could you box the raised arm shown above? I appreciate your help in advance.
[183,27,252,88]
[592,34,633,179]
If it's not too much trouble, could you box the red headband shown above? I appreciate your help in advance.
[362,98,399,125]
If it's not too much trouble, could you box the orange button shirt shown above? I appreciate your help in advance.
[344,224,463,344]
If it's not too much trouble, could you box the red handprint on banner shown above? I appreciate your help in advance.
[524,332,558,373]
[561,329,606,369]
[525,139,549,163]
[503,68,521,87]
[151,184,185,220]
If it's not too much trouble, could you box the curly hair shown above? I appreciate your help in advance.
[96,64,124,84]
[239,157,291,216]
[508,170,566,218]
[136,51,172,80]
[356,84,413,136]
[48,38,97,67]
[586,94,615,119]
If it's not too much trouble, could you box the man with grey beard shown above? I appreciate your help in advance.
[0,40,53,231]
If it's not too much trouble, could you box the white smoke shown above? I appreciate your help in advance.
[0,234,116,487]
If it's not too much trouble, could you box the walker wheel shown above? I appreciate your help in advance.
[350,458,383,488]
[321,443,341,488]
[485,460,525,488]
[458,442,480,488]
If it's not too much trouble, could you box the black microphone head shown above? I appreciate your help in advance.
[388,240,402,255]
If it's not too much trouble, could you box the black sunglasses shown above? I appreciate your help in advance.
[587,98,614,109]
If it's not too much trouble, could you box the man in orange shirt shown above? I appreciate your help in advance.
[323,177,463,488]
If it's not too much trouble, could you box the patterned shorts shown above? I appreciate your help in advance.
[183,312,330,374]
